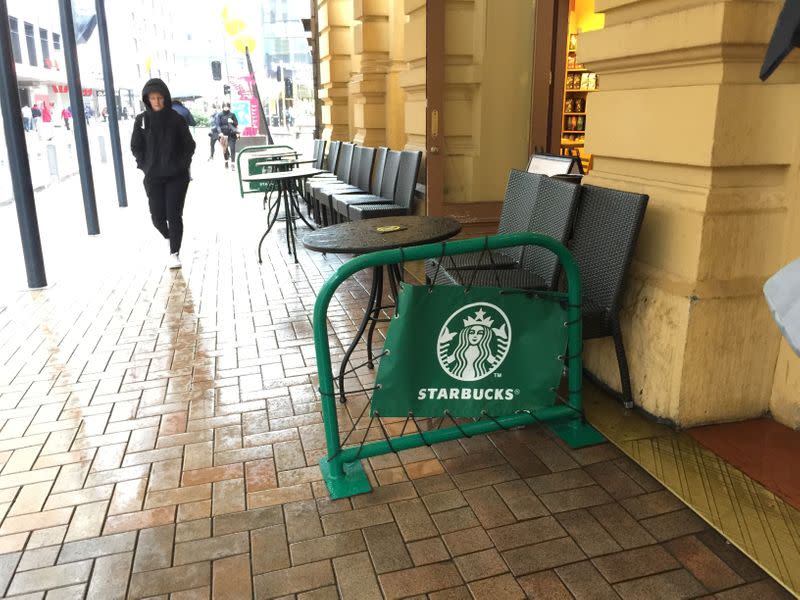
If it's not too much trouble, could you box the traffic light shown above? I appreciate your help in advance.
[223,84,231,96]
[276,66,282,82]
[211,61,222,81]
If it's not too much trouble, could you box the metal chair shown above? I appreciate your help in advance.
[331,150,401,222]
[345,151,422,221]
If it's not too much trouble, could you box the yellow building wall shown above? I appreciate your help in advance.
[314,0,800,428]
[581,0,800,428]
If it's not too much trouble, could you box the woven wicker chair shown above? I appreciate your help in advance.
[425,170,555,281]
[569,185,648,409]
[442,183,648,409]
[430,173,580,290]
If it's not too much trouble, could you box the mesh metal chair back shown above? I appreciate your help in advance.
[393,151,423,209]
[527,153,583,176]
[519,176,581,290]
[379,151,402,200]
[569,185,648,320]
[313,139,327,169]
[325,141,341,173]
[353,146,376,190]
[490,170,546,263]
[371,147,388,195]
[335,143,356,181]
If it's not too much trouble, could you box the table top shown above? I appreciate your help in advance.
[244,150,299,161]
[254,158,316,168]
[301,215,462,254]
[241,168,325,182]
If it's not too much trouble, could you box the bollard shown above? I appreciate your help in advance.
[47,144,59,181]
[98,135,107,163]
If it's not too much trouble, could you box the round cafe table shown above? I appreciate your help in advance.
[302,215,462,401]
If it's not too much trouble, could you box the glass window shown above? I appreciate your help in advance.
[8,17,22,63]
[24,22,36,66]
[39,28,50,68]
[53,32,61,51]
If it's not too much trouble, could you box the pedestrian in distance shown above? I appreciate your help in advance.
[21,104,32,132]
[217,103,238,170]
[40,103,54,140]
[131,78,196,270]
[207,108,220,160]
[61,107,72,130]
[31,104,41,131]
[171,100,196,127]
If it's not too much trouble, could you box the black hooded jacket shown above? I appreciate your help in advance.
[131,79,196,179]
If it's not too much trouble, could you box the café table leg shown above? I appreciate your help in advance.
[339,266,383,403]
[258,191,284,265]
[288,183,316,231]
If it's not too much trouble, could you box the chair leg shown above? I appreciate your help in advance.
[610,317,634,409]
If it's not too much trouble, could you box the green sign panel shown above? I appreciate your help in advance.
[372,284,569,418]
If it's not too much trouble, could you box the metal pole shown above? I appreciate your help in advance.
[58,0,100,234]
[245,46,274,145]
[0,0,47,288]
[95,0,127,207]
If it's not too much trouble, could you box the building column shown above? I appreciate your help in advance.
[349,0,390,146]
[580,0,800,426]
[399,0,426,154]
[317,0,353,140]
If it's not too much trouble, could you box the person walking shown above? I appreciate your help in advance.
[31,104,41,131]
[40,103,53,140]
[217,103,238,170]
[131,78,196,270]
[171,100,196,126]
[21,104,32,131]
[61,107,72,130]
[207,108,220,160]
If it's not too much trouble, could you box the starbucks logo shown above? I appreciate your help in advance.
[437,303,511,381]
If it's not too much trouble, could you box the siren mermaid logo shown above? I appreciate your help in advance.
[437,303,511,381]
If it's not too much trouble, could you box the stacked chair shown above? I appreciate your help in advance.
[311,146,377,226]
[331,150,401,223]
[304,141,342,221]
[333,150,422,222]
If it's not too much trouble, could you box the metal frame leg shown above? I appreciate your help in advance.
[338,266,382,403]
[364,267,385,369]
[258,189,284,264]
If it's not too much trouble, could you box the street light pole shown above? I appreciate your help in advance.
[95,0,127,208]
[58,0,100,235]
[0,0,47,288]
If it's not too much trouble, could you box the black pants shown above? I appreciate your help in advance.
[145,175,190,254]
[209,134,217,158]
[223,135,237,162]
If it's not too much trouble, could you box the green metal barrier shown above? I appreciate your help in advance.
[313,232,604,499]
[236,144,297,198]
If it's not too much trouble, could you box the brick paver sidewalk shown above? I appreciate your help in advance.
[0,161,792,598]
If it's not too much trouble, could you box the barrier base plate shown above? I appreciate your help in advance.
[549,418,606,448]
[319,457,372,499]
